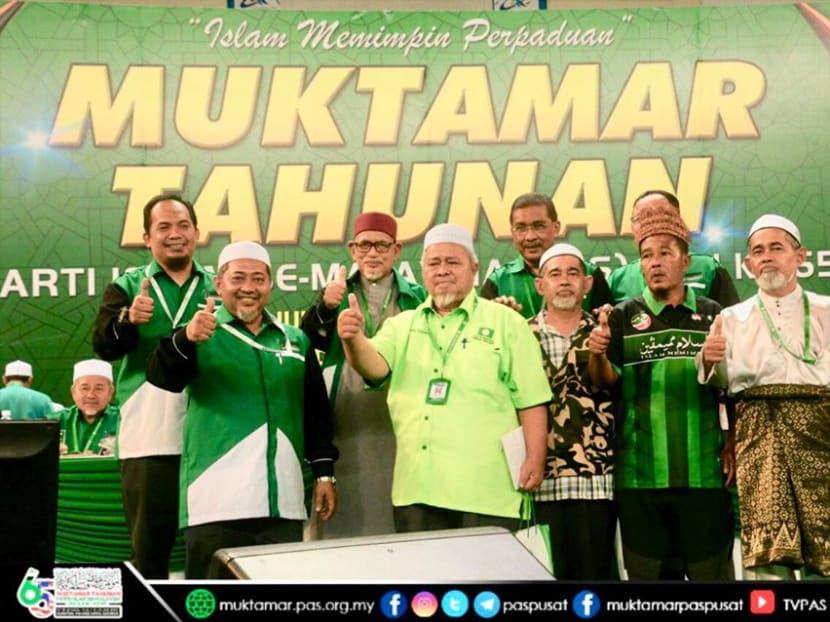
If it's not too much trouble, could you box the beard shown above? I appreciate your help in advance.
[236,308,261,324]
[362,267,385,283]
[756,270,792,292]
[432,292,463,310]
[551,293,579,311]
[163,254,191,272]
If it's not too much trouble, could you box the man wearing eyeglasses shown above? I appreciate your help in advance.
[301,212,426,538]
[481,193,612,318]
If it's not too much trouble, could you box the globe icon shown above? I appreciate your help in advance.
[185,589,216,619]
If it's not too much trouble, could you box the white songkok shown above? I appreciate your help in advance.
[539,243,587,271]
[422,223,477,261]
[73,359,113,383]
[217,241,272,271]
[748,214,801,245]
[4,360,32,378]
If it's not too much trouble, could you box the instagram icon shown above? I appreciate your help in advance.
[411,591,439,618]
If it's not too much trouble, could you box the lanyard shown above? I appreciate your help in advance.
[757,291,815,365]
[522,276,538,317]
[145,266,201,328]
[69,411,105,454]
[220,316,305,364]
[357,285,393,337]
[425,306,472,376]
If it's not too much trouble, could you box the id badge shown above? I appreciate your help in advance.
[426,378,451,405]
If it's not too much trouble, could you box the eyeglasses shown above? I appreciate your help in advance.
[511,221,552,235]
[350,240,395,254]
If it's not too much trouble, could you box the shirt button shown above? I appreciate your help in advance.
[424,416,429,421]
[421,445,427,450]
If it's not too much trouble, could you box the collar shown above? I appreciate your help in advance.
[214,305,278,329]
[535,308,593,336]
[350,267,416,294]
[74,407,106,424]
[642,285,697,315]
[147,258,211,280]
[502,255,535,275]
[419,289,477,317]
[758,283,803,309]
[359,271,394,292]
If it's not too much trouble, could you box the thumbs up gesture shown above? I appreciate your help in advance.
[337,293,365,341]
[185,297,217,343]
[702,314,727,365]
[323,265,348,310]
[588,308,612,355]
[129,278,155,324]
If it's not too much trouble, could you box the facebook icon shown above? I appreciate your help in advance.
[572,590,600,619]
[379,591,408,619]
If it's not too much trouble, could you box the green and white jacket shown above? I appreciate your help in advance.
[146,306,337,528]
[93,259,215,458]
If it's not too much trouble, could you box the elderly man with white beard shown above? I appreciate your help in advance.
[337,223,551,533]
[527,243,617,580]
[698,214,830,580]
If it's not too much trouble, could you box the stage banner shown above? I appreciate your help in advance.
[1,1,829,399]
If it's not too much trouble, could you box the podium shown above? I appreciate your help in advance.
[214,526,554,581]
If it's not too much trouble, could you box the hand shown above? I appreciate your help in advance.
[592,303,613,318]
[703,315,726,365]
[588,308,611,355]
[185,297,217,342]
[129,278,154,324]
[314,481,337,521]
[492,295,523,313]
[518,458,543,492]
[322,266,348,310]
[337,293,365,340]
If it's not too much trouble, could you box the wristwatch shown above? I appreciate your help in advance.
[316,476,336,485]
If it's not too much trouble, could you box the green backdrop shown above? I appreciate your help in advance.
[1,1,829,403]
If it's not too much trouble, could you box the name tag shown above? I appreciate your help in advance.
[425,378,451,405]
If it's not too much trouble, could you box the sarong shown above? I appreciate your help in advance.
[736,384,830,575]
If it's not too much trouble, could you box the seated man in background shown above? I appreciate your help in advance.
[0,360,55,420]
[51,359,119,456]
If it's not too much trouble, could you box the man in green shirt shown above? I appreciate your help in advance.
[481,192,612,317]
[588,207,734,580]
[338,223,551,531]
[51,359,118,456]
[147,241,337,579]
[93,194,215,579]
[607,190,740,307]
